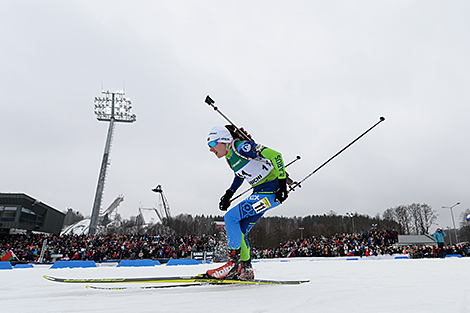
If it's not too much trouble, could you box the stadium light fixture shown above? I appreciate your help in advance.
[93,90,136,123]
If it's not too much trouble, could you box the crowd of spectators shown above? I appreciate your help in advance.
[1,230,469,263]
[0,233,216,263]
[253,230,400,259]
[407,243,470,259]
[253,230,470,259]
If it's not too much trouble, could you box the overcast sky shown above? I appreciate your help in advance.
[1,1,469,232]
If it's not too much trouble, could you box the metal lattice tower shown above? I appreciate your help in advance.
[89,90,136,236]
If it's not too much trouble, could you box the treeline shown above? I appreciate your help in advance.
[64,202,454,249]
[63,208,85,227]
[100,212,401,249]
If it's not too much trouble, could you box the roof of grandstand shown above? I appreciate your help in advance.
[397,235,436,246]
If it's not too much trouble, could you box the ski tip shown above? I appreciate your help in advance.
[43,275,54,281]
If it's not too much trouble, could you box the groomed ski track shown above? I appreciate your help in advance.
[2,256,469,313]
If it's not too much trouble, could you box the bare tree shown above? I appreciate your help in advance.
[382,203,437,235]
[408,203,421,234]
[415,203,437,234]
[405,203,436,235]
[394,205,411,234]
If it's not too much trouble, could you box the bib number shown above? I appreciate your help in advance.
[253,197,272,213]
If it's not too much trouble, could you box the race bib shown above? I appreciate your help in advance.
[253,197,272,213]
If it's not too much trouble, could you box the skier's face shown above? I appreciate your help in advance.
[209,142,227,159]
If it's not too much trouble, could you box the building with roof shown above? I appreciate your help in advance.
[0,193,65,235]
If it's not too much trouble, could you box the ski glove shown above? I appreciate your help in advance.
[219,189,234,211]
[275,178,288,204]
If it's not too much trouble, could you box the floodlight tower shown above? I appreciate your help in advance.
[151,185,172,225]
[89,90,136,236]
[442,202,460,245]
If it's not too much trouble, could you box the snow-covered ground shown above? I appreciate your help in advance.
[2,256,469,313]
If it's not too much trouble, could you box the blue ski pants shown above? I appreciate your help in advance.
[224,192,280,259]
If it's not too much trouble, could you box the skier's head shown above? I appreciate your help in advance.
[207,126,233,145]
[207,126,233,158]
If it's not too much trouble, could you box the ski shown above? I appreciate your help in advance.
[44,274,309,285]
[86,283,206,290]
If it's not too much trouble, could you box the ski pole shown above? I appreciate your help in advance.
[285,155,302,168]
[230,155,301,202]
[289,116,385,191]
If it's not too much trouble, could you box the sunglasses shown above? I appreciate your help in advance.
[208,138,220,148]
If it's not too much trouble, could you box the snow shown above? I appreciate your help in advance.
[2,257,469,313]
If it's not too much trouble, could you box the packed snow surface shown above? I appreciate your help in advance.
[2,256,469,313]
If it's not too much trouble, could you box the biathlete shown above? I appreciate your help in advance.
[205,125,288,280]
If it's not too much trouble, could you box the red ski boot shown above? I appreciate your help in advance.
[206,249,241,279]
[238,259,254,280]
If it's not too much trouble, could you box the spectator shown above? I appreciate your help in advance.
[433,228,446,258]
